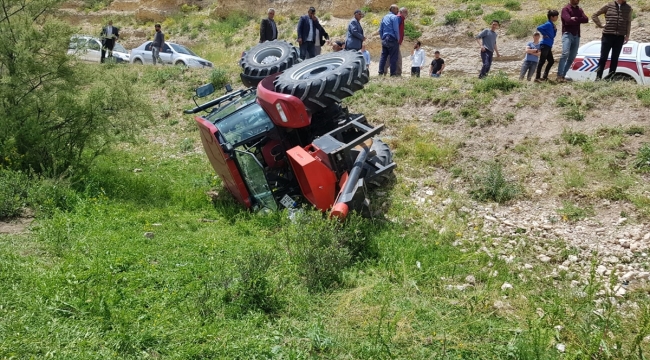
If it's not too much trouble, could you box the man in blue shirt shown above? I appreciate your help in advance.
[345,9,366,51]
[297,7,329,60]
[378,4,400,76]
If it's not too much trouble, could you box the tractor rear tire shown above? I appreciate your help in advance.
[366,138,395,188]
[240,40,300,80]
[273,50,370,113]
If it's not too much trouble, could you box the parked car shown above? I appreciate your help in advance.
[67,35,130,63]
[566,40,650,84]
[130,41,213,68]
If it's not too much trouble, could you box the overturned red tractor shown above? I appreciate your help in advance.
[185,41,395,219]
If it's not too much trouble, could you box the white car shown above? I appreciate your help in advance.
[566,40,650,84]
[129,41,213,68]
[68,35,130,63]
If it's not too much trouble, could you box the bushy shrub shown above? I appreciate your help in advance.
[422,6,436,16]
[473,72,521,93]
[210,68,230,89]
[504,0,522,11]
[0,170,30,219]
[470,162,521,203]
[445,10,466,25]
[222,250,281,317]
[282,211,373,292]
[404,22,422,40]
[484,10,512,24]
[637,88,650,106]
[635,143,650,171]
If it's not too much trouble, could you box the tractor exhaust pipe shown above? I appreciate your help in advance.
[330,145,370,220]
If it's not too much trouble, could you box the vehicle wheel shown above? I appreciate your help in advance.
[365,138,395,188]
[273,50,369,113]
[240,72,266,88]
[609,73,635,82]
[133,58,143,65]
[175,60,186,66]
[240,40,300,80]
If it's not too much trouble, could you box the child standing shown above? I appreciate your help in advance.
[535,10,559,82]
[520,32,541,81]
[410,41,426,77]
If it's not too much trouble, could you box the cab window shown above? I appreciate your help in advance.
[645,46,650,57]
[144,43,152,51]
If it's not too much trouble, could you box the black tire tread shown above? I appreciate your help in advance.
[240,41,299,79]
[366,138,395,188]
[272,50,370,113]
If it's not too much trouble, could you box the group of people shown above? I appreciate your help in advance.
[261,0,632,83]
[489,0,631,83]
[99,21,166,65]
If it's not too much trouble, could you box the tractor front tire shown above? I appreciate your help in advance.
[366,138,395,188]
[273,50,369,113]
[240,40,300,80]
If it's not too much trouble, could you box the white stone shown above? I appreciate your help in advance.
[614,285,627,297]
[595,228,606,233]
[425,190,434,196]
[618,218,628,225]
[621,271,636,281]
[524,263,533,270]
[556,343,566,352]
[619,240,630,248]
[144,232,155,239]
[644,233,650,241]
[596,265,607,275]
[442,198,452,205]
[485,215,497,222]
[501,282,513,291]
[630,243,640,252]
[538,254,552,263]
[637,272,650,280]
[535,189,543,195]
[568,255,578,262]
[465,275,476,284]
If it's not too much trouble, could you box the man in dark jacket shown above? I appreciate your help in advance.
[345,9,366,51]
[100,20,119,63]
[260,8,278,43]
[556,0,589,82]
[297,7,328,60]
[592,0,633,80]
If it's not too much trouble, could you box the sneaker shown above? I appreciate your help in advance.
[534,78,543,83]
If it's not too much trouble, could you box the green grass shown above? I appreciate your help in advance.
[470,162,522,203]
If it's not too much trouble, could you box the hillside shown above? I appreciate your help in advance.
[2,0,650,358]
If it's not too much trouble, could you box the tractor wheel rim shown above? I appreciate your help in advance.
[255,48,284,64]
[291,57,344,80]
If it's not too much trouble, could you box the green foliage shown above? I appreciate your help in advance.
[81,0,113,11]
[504,0,522,10]
[420,17,433,26]
[625,126,645,135]
[637,88,650,106]
[557,95,588,121]
[395,126,457,167]
[557,201,593,222]
[404,22,422,40]
[473,72,521,93]
[180,3,199,13]
[0,2,151,176]
[635,143,650,171]
[321,13,332,21]
[210,68,230,89]
[282,211,373,292]
[506,14,547,38]
[444,5,483,25]
[561,129,590,146]
[422,6,436,15]
[432,110,456,124]
[0,170,30,218]
[470,162,521,203]
[484,10,512,24]
[222,251,281,316]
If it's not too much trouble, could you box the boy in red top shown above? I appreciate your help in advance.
[556,0,589,82]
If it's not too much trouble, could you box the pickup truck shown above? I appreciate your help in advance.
[566,40,650,84]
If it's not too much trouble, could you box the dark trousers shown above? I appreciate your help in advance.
[596,34,625,80]
[411,67,421,77]
[535,44,554,80]
[101,39,115,62]
[299,41,316,60]
[478,49,493,78]
[378,37,399,76]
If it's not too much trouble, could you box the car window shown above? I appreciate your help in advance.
[69,37,88,50]
[170,44,197,56]
[162,44,172,53]
[646,46,650,57]
[87,40,101,51]
[145,42,152,51]
[113,43,127,53]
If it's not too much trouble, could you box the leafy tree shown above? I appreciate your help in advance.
[0,0,150,176]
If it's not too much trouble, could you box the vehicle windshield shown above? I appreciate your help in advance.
[113,43,127,53]
[234,149,278,211]
[213,100,274,145]
[170,43,197,56]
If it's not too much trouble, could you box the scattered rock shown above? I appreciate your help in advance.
[556,343,566,353]
[596,265,607,275]
[465,275,476,284]
[133,168,143,173]
[501,282,513,291]
[537,254,552,263]
[144,232,155,239]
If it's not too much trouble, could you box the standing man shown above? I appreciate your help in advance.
[429,51,445,77]
[556,0,589,82]
[475,20,501,79]
[378,5,400,76]
[345,9,366,51]
[152,24,165,66]
[100,20,119,63]
[592,0,633,80]
[297,7,328,60]
[260,8,278,43]
[383,7,408,76]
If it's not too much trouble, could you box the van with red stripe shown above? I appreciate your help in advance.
[566,40,650,84]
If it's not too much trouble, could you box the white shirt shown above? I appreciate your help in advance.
[307,18,314,41]
[410,48,426,67]
[106,25,113,36]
